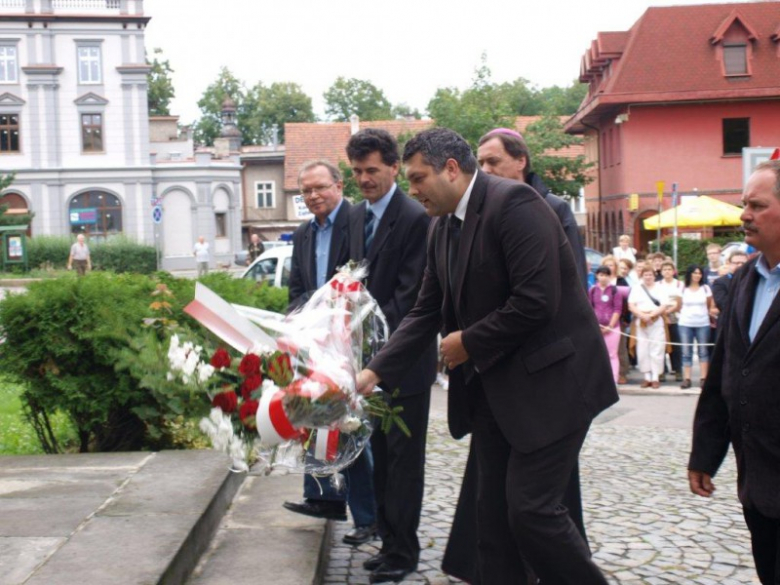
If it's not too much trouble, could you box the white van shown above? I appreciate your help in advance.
[240,245,293,288]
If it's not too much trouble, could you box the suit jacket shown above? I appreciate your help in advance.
[369,171,618,453]
[711,273,732,313]
[689,256,780,518]
[287,199,351,312]
[527,172,588,290]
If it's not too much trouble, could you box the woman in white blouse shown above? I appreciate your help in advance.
[612,234,637,264]
[628,266,674,388]
[677,264,714,389]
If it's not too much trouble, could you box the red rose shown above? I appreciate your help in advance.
[239,399,259,429]
[238,353,261,377]
[211,390,238,413]
[267,351,293,387]
[241,374,262,400]
[210,348,231,369]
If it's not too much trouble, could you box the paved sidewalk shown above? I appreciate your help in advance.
[322,384,758,584]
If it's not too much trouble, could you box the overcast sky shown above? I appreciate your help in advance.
[143,0,743,125]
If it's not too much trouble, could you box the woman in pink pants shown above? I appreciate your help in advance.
[588,265,622,382]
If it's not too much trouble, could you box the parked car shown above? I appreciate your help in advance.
[719,241,752,265]
[584,247,605,273]
[234,240,292,266]
[240,246,293,288]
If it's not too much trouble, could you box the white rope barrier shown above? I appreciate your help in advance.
[602,325,717,347]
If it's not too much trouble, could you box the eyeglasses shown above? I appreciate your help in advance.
[300,183,335,198]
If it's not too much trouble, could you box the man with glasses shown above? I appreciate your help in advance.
[284,160,377,543]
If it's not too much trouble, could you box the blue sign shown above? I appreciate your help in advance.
[152,205,163,224]
[70,208,98,225]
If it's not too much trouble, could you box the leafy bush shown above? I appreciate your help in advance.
[25,235,157,274]
[0,271,287,453]
[659,232,741,272]
[27,235,71,270]
[91,236,157,274]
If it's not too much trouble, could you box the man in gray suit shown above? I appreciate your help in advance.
[689,160,780,585]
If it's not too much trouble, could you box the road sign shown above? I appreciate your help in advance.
[152,205,163,224]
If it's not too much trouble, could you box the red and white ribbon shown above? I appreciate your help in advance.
[256,389,299,446]
[314,428,340,462]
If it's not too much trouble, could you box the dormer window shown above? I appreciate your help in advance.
[723,43,747,75]
[710,10,758,78]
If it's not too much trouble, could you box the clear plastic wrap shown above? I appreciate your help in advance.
[178,261,389,477]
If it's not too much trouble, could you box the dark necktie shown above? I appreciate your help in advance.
[448,214,462,295]
[364,208,376,255]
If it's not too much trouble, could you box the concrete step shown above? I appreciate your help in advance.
[187,471,329,585]
[0,450,244,585]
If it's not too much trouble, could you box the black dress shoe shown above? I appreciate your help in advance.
[282,499,347,521]
[370,563,414,583]
[342,525,376,545]
[363,553,387,571]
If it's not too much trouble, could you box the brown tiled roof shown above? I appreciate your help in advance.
[568,2,780,131]
[285,117,584,191]
[283,119,431,191]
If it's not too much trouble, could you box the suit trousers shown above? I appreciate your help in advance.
[471,380,607,585]
[371,390,431,568]
[743,506,780,585]
[303,443,376,528]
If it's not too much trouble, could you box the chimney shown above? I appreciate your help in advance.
[350,114,359,135]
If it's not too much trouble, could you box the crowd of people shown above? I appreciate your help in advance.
[587,241,750,390]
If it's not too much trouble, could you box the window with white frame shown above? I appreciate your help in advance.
[0,45,18,83]
[77,45,101,84]
[255,181,275,208]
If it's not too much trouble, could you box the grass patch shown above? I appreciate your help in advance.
[0,376,78,455]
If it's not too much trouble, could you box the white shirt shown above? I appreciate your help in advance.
[678,285,713,328]
[628,282,670,313]
[193,241,210,262]
[613,246,637,264]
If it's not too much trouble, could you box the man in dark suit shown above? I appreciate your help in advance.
[284,160,377,541]
[442,127,591,583]
[689,161,780,585]
[357,128,618,584]
[345,128,436,584]
[710,249,748,332]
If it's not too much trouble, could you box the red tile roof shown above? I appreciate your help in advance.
[568,2,780,131]
[284,117,584,191]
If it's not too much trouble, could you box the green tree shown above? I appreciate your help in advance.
[193,70,316,146]
[535,82,588,115]
[146,48,175,116]
[192,67,247,146]
[248,82,315,144]
[324,77,393,122]
[524,114,593,198]
[391,103,422,120]
[427,56,516,149]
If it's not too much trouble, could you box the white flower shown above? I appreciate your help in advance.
[338,415,363,433]
[197,363,215,383]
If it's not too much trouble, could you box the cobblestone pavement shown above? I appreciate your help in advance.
[323,396,758,584]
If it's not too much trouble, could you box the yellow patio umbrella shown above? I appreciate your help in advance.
[643,195,743,230]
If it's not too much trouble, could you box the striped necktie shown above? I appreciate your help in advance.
[364,208,376,255]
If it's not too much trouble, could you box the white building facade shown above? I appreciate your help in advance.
[0,0,241,270]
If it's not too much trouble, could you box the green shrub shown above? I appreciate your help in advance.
[91,236,157,274]
[27,235,71,270]
[0,271,288,453]
[25,235,157,274]
[659,232,742,271]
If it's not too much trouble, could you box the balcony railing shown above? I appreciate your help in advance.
[52,0,121,9]
[0,0,143,14]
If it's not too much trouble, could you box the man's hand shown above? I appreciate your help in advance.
[441,331,469,370]
[356,369,380,396]
[688,470,716,497]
